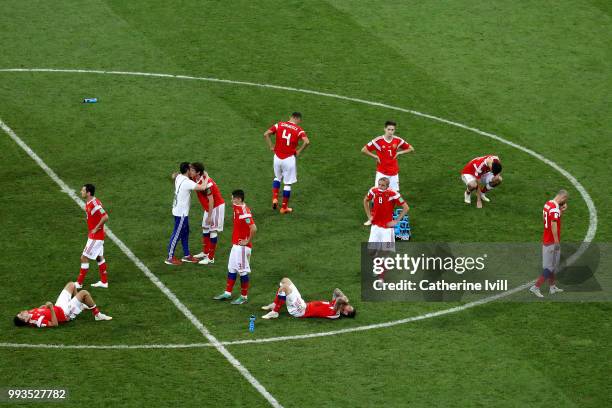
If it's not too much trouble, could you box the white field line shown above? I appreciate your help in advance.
[0,119,283,408]
[0,342,212,349]
[0,68,597,348]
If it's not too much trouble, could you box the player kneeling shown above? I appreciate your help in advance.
[14,282,112,328]
[261,278,355,320]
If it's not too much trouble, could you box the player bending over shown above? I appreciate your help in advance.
[461,155,502,208]
[263,112,310,214]
[261,278,356,320]
[530,190,568,297]
[191,162,225,265]
[76,184,110,289]
[213,189,257,305]
[14,281,112,328]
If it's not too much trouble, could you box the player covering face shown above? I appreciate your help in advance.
[261,278,356,320]
[14,282,112,328]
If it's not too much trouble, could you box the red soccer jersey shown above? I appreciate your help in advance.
[367,187,406,228]
[85,197,107,240]
[232,204,255,248]
[302,300,340,319]
[27,306,67,328]
[268,121,307,159]
[195,176,225,210]
[542,200,562,245]
[365,136,411,176]
[461,155,499,179]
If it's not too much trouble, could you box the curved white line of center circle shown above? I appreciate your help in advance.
[0,68,598,347]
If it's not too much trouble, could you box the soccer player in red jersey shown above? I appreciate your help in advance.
[190,162,225,265]
[361,121,413,225]
[364,177,409,253]
[461,155,503,208]
[76,184,110,289]
[261,278,355,320]
[264,112,310,214]
[213,190,257,305]
[14,281,112,328]
[530,190,568,297]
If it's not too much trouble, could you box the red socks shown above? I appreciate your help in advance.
[225,272,237,293]
[98,260,108,284]
[535,275,546,288]
[91,305,100,316]
[77,263,89,285]
[202,234,211,254]
[273,289,286,312]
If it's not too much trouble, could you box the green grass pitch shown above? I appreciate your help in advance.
[1,1,610,407]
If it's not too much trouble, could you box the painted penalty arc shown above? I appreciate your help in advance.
[0,68,598,347]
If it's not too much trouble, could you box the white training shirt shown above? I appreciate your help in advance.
[172,174,197,217]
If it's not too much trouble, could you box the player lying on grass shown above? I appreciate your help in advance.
[261,278,356,319]
[14,282,112,328]
[461,155,502,208]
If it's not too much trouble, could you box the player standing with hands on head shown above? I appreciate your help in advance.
[264,112,310,214]
[530,190,568,298]
[76,184,109,289]
[361,120,414,225]
[165,162,209,266]
[213,190,257,305]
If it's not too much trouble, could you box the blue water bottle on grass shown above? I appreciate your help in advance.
[83,98,98,103]
[249,315,256,333]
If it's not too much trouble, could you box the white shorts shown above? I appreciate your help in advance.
[368,225,396,252]
[228,244,252,274]
[202,203,225,232]
[273,154,297,184]
[375,172,399,191]
[480,172,494,188]
[55,289,87,320]
[461,173,477,186]
[285,284,307,317]
[82,239,104,260]
[542,245,561,272]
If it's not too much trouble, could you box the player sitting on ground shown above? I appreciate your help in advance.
[14,281,112,328]
[461,155,502,208]
[261,278,356,320]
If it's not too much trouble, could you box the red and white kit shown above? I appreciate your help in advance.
[283,283,340,319]
[228,204,255,274]
[366,187,406,251]
[461,155,499,186]
[26,288,88,328]
[365,136,412,191]
[268,121,307,184]
[82,197,106,259]
[196,175,225,232]
[542,199,562,271]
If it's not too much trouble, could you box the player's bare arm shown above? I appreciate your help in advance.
[395,145,415,157]
[264,129,275,152]
[551,220,560,246]
[238,223,257,246]
[91,213,109,235]
[363,195,373,221]
[361,146,380,163]
[388,202,409,228]
[296,135,310,156]
[193,176,209,192]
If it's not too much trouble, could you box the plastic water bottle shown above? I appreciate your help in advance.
[249,315,256,333]
[83,98,98,103]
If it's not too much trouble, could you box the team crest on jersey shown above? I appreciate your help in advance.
[392,143,397,149]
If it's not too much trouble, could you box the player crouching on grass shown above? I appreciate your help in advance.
[261,278,356,320]
[190,162,225,265]
[461,155,503,208]
[14,282,112,328]
[213,190,256,305]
